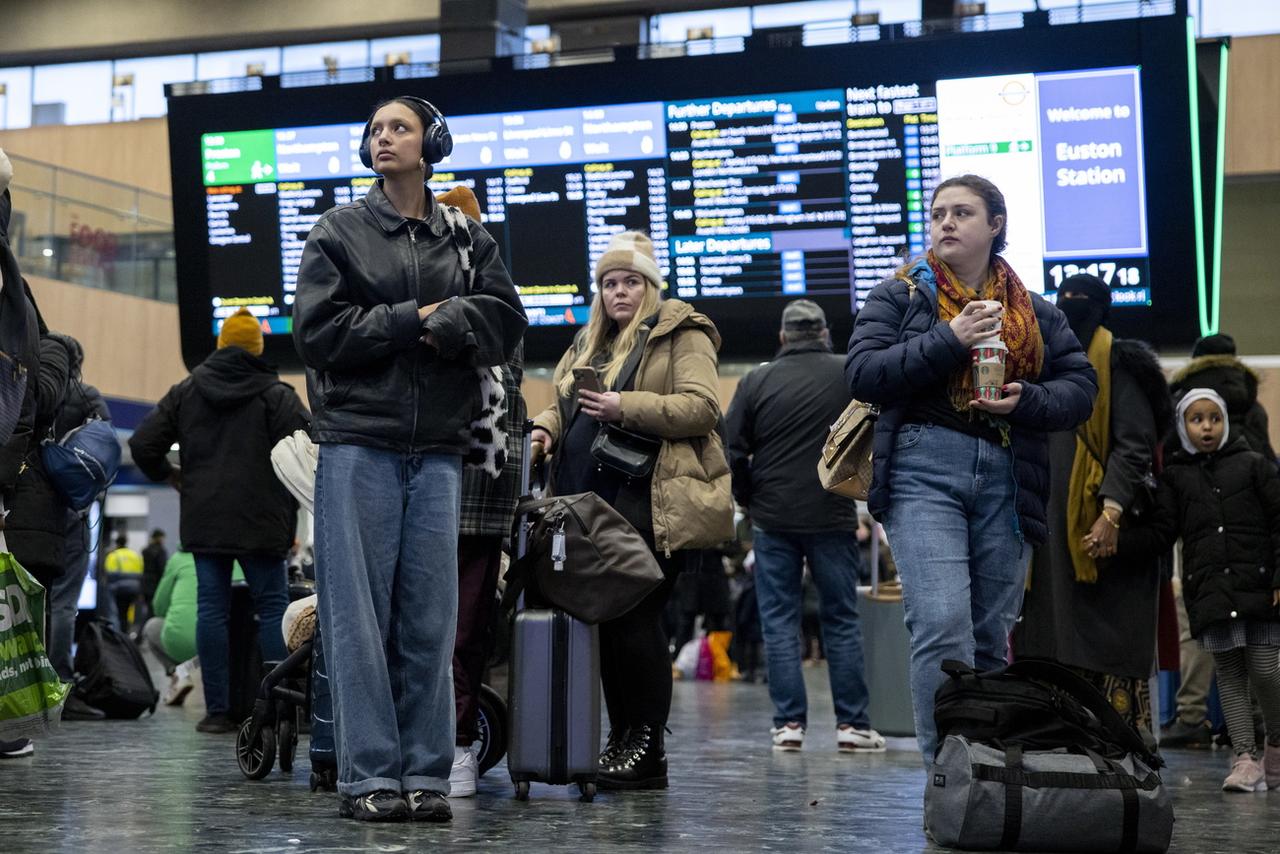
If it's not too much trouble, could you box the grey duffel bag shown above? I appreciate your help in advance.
[925,736,1173,853]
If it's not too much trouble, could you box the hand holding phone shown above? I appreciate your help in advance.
[573,366,604,394]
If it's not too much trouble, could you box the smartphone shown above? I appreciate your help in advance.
[573,366,604,394]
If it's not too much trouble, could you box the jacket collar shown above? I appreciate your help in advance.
[776,339,831,358]
[365,179,445,238]
[1170,434,1251,465]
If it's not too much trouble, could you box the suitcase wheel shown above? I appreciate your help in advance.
[236,717,277,780]
[578,781,596,803]
[514,781,530,801]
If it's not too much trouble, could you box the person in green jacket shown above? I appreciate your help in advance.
[142,551,199,706]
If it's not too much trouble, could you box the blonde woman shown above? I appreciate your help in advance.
[531,230,732,790]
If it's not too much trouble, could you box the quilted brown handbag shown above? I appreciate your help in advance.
[817,398,878,500]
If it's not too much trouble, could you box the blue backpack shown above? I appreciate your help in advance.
[41,417,121,512]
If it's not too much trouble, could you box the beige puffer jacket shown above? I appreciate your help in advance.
[535,299,734,555]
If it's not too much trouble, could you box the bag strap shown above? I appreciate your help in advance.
[1002,658,1156,764]
[1082,749,1142,853]
[610,323,653,393]
[1000,744,1024,851]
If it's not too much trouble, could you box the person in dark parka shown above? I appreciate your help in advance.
[845,175,1097,766]
[40,336,113,718]
[0,182,42,519]
[1013,274,1173,734]
[130,307,309,734]
[4,323,81,589]
[1170,333,1276,465]
[1119,389,1280,792]
[0,154,47,757]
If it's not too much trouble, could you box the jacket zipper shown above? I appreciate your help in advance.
[651,341,674,558]
[408,223,421,452]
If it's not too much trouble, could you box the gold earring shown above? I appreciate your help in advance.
[419,157,426,170]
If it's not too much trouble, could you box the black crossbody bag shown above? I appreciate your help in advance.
[589,324,661,480]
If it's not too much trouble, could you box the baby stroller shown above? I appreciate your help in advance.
[234,611,509,789]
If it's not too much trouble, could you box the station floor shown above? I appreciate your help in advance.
[2,664,1278,853]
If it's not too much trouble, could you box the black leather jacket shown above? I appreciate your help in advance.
[293,181,526,454]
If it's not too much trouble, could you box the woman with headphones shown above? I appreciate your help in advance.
[294,96,526,823]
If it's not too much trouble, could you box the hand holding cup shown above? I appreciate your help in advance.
[950,300,1004,348]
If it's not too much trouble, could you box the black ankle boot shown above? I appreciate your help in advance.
[599,727,630,769]
[597,724,668,790]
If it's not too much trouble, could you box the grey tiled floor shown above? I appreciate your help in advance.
[1,665,1277,853]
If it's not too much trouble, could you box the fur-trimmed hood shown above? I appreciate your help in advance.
[1170,353,1259,413]
[1113,338,1175,436]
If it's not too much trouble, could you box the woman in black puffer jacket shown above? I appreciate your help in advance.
[846,175,1097,766]
[1121,388,1280,792]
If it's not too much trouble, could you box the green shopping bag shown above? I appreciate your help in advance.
[0,549,68,738]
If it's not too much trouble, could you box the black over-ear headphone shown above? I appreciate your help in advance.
[358,96,454,170]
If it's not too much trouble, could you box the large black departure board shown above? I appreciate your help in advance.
[168,14,1199,365]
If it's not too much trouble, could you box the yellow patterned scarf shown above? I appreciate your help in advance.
[1067,326,1113,583]
[931,252,1044,413]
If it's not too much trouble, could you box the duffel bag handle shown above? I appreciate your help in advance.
[1002,658,1159,767]
[941,659,975,679]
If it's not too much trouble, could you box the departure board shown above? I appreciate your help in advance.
[196,67,1152,335]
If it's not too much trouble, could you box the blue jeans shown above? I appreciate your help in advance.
[315,444,460,797]
[881,423,1030,766]
[193,553,289,716]
[753,528,872,730]
[48,513,90,681]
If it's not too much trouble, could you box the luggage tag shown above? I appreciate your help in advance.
[552,520,567,572]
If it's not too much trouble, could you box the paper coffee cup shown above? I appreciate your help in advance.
[978,299,1003,333]
[971,338,1008,401]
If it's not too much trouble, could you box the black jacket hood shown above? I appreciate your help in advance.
[192,346,281,408]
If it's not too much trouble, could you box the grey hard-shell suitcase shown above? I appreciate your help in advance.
[859,525,915,736]
[506,421,601,802]
[507,609,601,801]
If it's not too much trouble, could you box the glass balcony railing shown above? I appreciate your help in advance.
[5,153,175,302]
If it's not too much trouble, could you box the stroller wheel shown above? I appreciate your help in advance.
[236,717,277,780]
[278,705,299,773]
[475,683,508,777]
[514,780,530,801]
[309,767,338,793]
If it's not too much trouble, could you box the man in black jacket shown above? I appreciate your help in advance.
[130,308,309,733]
[40,335,112,721]
[725,301,884,754]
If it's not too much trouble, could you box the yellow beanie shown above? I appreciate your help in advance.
[217,307,264,356]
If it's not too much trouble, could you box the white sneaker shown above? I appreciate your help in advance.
[771,722,805,752]
[448,745,478,798]
[164,660,195,706]
[837,724,887,753]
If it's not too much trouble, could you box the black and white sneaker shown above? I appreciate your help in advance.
[0,738,34,758]
[338,790,408,822]
[406,789,453,822]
